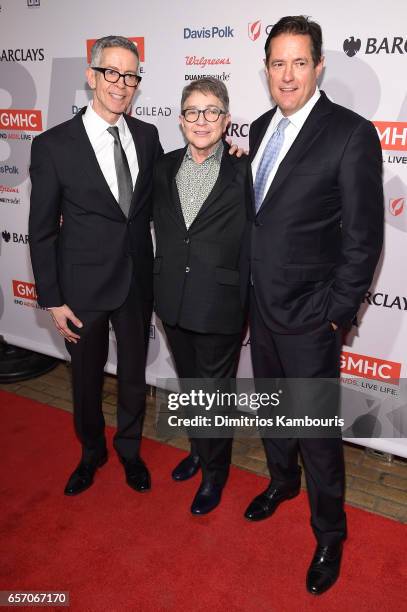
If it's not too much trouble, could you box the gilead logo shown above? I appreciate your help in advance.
[373,121,407,151]
[0,110,42,131]
[86,37,145,63]
[12,280,37,301]
[340,351,401,383]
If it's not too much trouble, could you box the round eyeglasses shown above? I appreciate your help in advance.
[92,67,141,87]
[181,107,226,123]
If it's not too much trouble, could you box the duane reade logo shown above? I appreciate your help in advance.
[0,48,44,61]
[340,351,401,384]
[248,20,262,42]
[183,25,234,39]
[344,35,407,56]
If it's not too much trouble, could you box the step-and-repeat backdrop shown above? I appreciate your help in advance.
[1,0,406,457]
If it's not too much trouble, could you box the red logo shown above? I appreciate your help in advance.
[12,280,37,301]
[340,351,401,383]
[373,121,407,151]
[185,56,231,68]
[248,21,261,41]
[389,197,405,216]
[86,37,145,63]
[0,110,42,131]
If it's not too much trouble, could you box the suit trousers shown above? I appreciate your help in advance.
[66,279,152,463]
[163,324,242,487]
[250,289,346,546]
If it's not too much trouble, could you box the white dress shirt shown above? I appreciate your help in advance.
[251,88,321,197]
[82,101,139,202]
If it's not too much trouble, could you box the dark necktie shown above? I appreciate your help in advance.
[107,126,133,217]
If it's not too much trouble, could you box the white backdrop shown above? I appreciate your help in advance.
[0,0,406,457]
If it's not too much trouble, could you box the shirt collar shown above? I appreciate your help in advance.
[275,87,321,131]
[83,101,128,139]
[185,139,224,163]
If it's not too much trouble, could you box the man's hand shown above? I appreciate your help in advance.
[49,305,83,343]
[226,138,248,158]
[330,321,338,331]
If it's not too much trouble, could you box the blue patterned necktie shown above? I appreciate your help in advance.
[254,117,290,213]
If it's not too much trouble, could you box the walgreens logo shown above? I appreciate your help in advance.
[12,280,37,301]
[374,121,407,151]
[86,37,145,63]
[0,109,42,131]
[340,351,401,383]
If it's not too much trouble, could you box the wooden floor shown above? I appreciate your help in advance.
[2,362,406,523]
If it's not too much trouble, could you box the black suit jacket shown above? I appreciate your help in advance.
[29,108,163,310]
[153,143,249,334]
[248,91,384,333]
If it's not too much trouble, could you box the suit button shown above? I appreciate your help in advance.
[185,266,190,273]
[184,237,190,244]
[254,220,262,227]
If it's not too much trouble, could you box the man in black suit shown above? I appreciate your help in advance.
[245,16,383,595]
[29,36,162,496]
[153,78,248,515]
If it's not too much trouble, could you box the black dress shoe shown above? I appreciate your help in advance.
[122,458,151,492]
[306,543,343,595]
[64,453,108,496]
[172,454,200,481]
[190,482,223,515]
[244,482,300,521]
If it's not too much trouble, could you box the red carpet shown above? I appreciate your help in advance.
[0,390,406,611]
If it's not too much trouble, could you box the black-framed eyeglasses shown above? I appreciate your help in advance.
[92,67,141,87]
[181,107,226,123]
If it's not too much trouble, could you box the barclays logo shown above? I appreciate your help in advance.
[184,26,234,39]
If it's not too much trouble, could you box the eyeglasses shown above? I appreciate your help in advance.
[181,107,226,123]
[92,67,141,87]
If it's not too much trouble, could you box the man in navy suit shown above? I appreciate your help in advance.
[245,16,383,595]
[29,36,162,496]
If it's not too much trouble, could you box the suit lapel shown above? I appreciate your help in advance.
[193,144,235,223]
[69,109,123,218]
[254,93,333,215]
[165,147,189,230]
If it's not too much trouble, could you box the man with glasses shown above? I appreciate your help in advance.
[29,35,162,496]
[153,78,248,514]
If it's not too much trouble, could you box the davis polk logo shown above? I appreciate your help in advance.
[86,37,145,63]
[374,122,407,152]
[343,35,407,56]
[183,25,234,39]
[389,197,405,216]
[0,109,42,131]
[340,351,401,384]
[248,21,262,42]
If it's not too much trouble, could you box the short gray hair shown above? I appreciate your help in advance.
[181,77,229,112]
[90,35,139,67]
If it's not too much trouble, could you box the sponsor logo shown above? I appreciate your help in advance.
[248,20,261,42]
[0,48,44,61]
[0,185,20,204]
[183,25,234,39]
[27,0,40,6]
[343,36,407,56]
[0,164,18,175]
[226,122,249,138]
[389,197,405,216]
[133,106,171,117]
[184,72,231,81]
[12,280,37,300]
[185,55,231,68]
[1,230,28,245]
[86,37,145,63]
[340,351,401,384]
[374,121,407,151]
[364,291,407,310]
[0,109,42,131]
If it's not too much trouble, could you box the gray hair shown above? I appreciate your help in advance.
[90,35,139,67]
[181,77,229,112]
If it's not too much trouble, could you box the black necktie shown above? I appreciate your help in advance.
[107,126,133,217]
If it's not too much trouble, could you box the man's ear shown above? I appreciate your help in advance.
[86,67,96,90]
[315,56,325,80]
